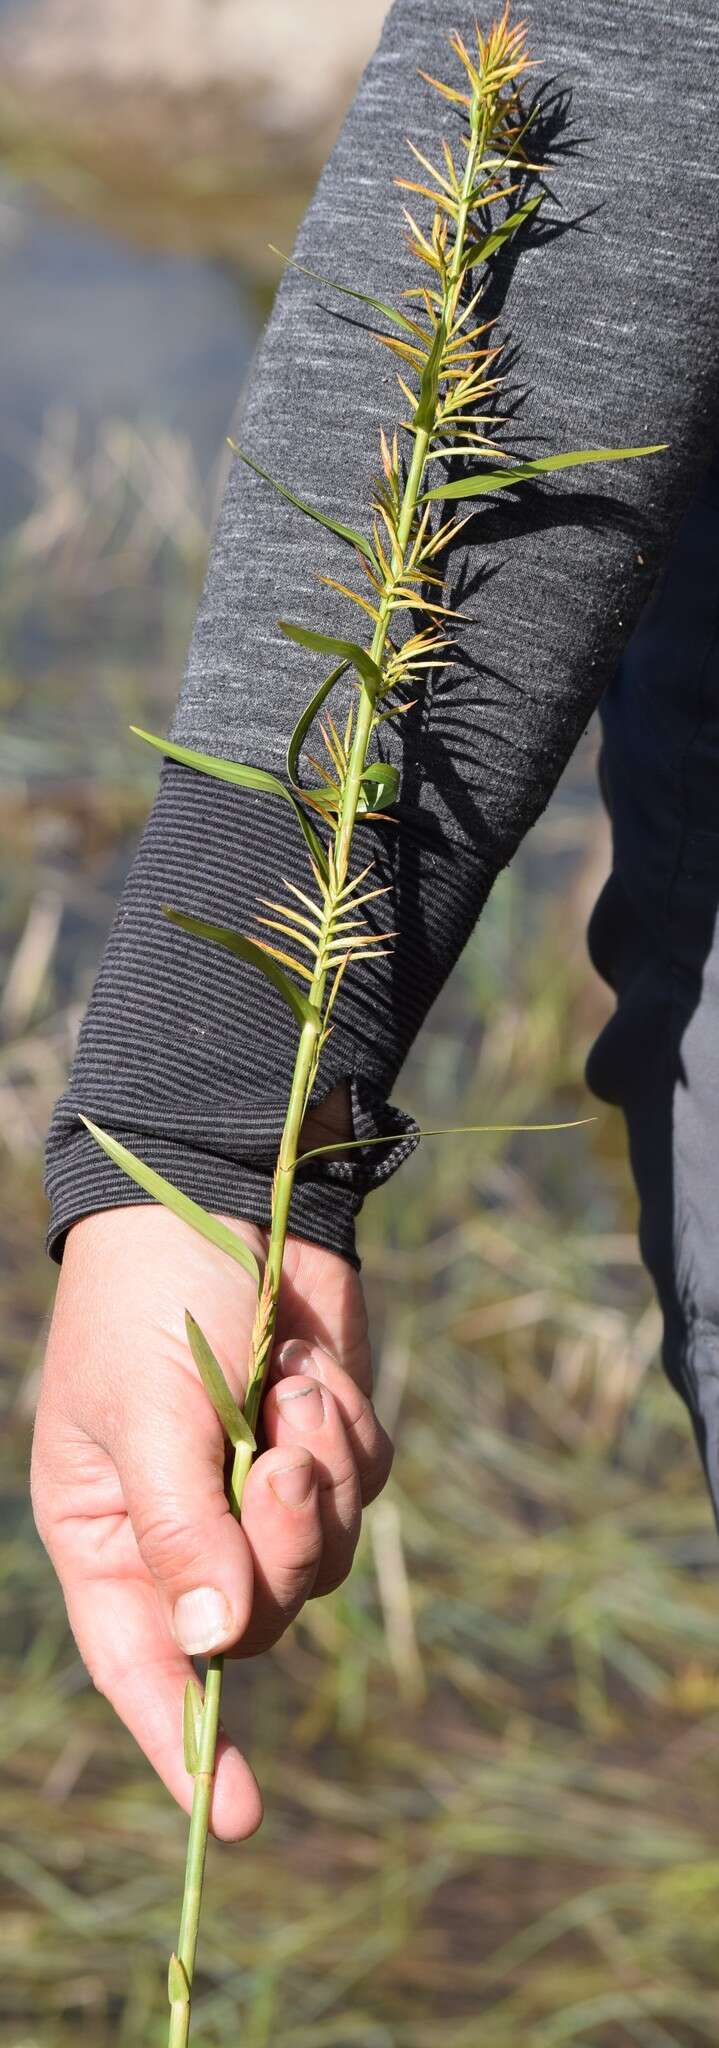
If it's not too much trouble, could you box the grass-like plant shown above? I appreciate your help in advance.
[81,10,663,2040]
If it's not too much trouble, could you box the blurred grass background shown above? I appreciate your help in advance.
[2,5,719,2045]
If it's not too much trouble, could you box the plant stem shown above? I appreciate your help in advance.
[167,83,489,2048]
[168,1658,223,2047]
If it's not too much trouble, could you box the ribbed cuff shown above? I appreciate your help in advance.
[45,1073,419,1268]
[44,757,493,1272]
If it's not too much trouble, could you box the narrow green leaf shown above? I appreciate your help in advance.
[358,761,401,810]
[268,245,423,338]
[227,441,379,572]
[286,661,348,789]
[423,443,668,503]
[279,621,383,695]
[185,1311,256,1453]
[168,1955,190,2007]
[414,322,444,434]
[461,192,544,268]
[79,1118,260,1286]
[163,908,320,1032]
[300,1117,595,1164]
[130,728,328,880]
[182,1679,203,1776]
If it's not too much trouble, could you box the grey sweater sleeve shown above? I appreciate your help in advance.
[45,0,719,1264]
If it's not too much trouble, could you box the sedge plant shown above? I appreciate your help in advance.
[80,10,664,2040]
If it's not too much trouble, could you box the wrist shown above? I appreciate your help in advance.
[298,1081,353,1158]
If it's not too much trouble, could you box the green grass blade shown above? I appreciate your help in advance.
[184,1311,256,1453]
[163,908,320,1032]
[227,441,379,572]
[414,323,444,434]
[268,245,423,338]
[134,728,295,798]
[279,621,383,695]
[182,1680,203,1776]
[461,192,543,268]
[79,1118,261,1284]
[286,661,349,788]
[299,1117,595,1163]
[130,728,328,880]
[423,443,668,502]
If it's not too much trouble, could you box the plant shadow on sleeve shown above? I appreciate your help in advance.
[339,73,670,1087]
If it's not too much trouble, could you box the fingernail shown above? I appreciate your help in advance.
[275,1339,314,1377]
[269,1458,314,1506]
[276,1383,324,1432]
[173,1585,231,1654]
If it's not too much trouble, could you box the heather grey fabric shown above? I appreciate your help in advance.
[46,0,719,1268]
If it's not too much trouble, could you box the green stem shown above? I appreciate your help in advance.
[168,1659,222,2048]
[167,82,490,2048]
[166,1018,320,2044]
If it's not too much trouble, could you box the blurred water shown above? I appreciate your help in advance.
[0,172,263,1001]
[0,180,259,532]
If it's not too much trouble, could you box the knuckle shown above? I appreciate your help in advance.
[347,1353,373,1400]
[134,1507,207,1586]
[311,1529,359,1598]
[233,1561,318,1658]
[71,1618,126,1701]
[258,1540,319,1613]
[84,1646,115,1702]
[233,1609,290,1658]
[340,1329,373,1398]
[257,1519,322,1607]
[318,1457,359,1507]
[30,1484,54,1553]
[85,1638,150,1706]
[311,1556,353,1598]
[362,1432,395,1504]
[271,1556,319,1610]
[30,1448,59,1554]
[231,1621,277,1659]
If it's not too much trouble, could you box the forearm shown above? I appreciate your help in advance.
[47,0,719,1260]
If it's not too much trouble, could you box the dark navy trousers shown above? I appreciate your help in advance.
[588,463,719,1515]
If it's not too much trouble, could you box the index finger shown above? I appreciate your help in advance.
[63,1567,263,1841]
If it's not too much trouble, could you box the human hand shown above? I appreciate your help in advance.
[31,1203,392,1840]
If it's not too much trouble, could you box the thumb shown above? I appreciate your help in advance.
[113,1371,255,1657]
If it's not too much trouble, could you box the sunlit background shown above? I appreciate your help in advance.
[2,5,719,2045]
